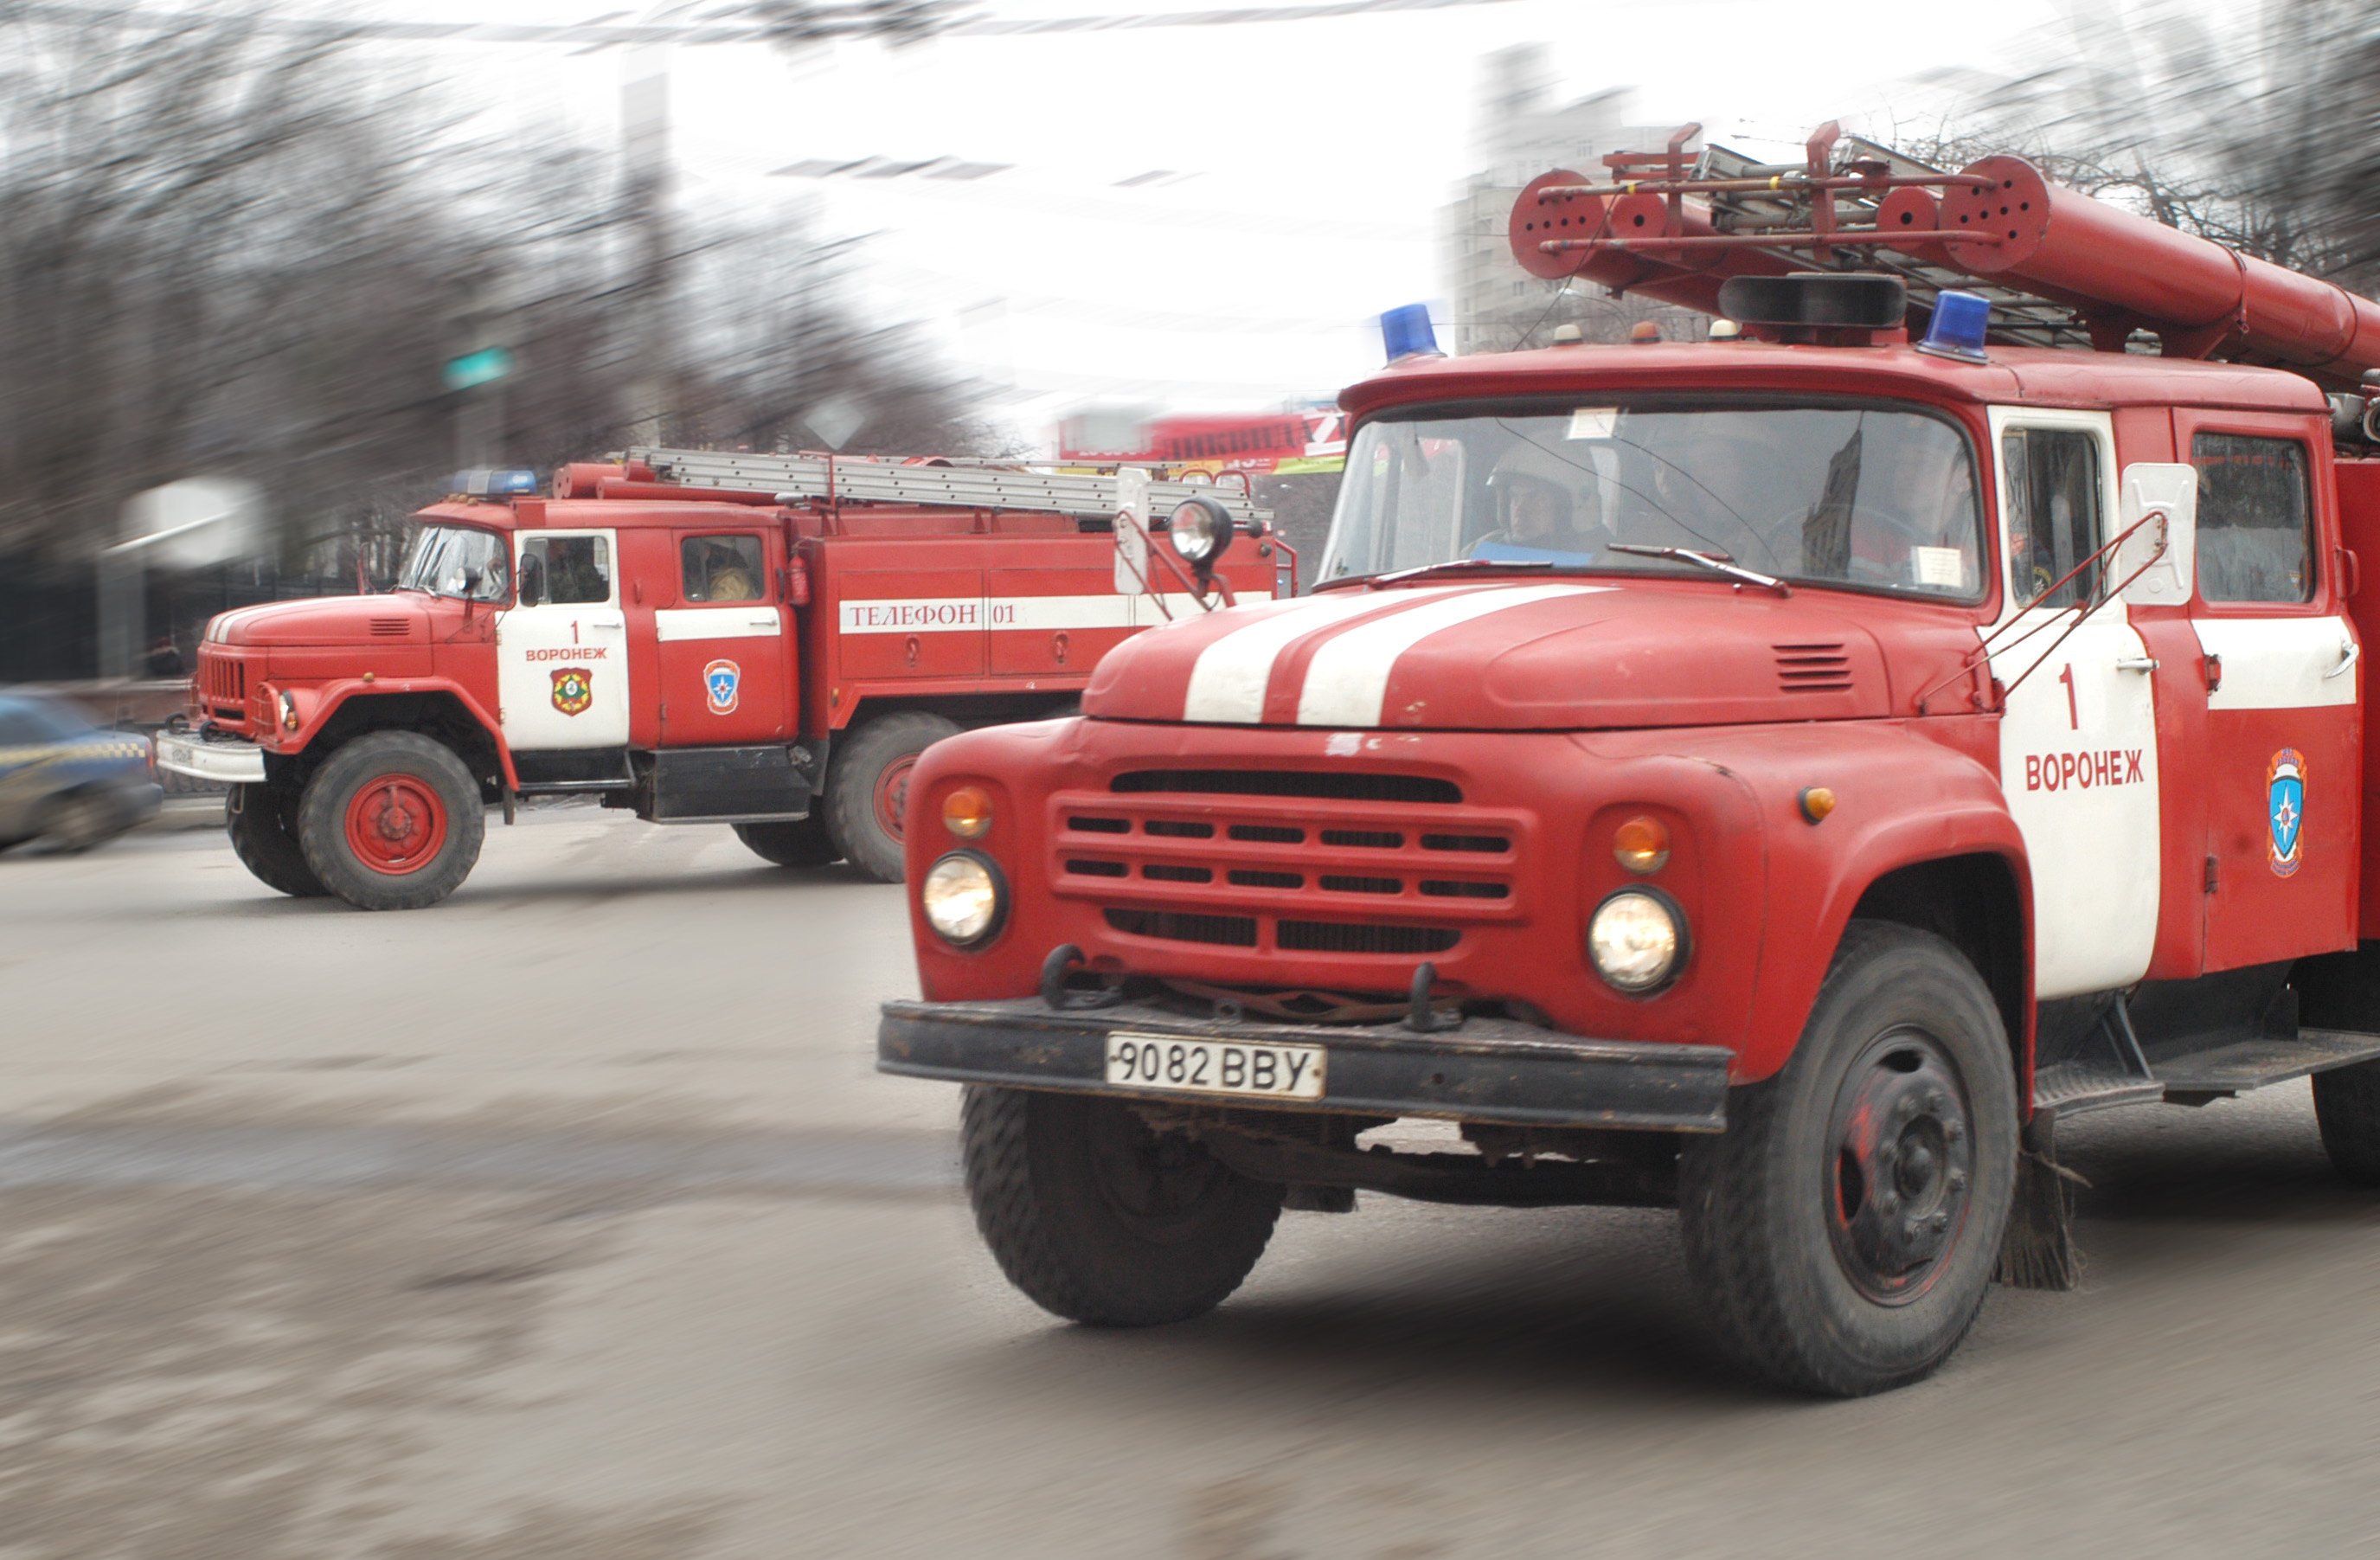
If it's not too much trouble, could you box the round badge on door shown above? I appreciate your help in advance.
[704,659,741,716]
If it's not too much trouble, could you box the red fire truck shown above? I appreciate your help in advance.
[154,453,1279,909]
[877,124,2380,1396]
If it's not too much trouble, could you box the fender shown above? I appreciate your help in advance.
[272,677,519,790]
[1582,720,2033,1085]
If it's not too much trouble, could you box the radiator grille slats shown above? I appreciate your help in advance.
[1060,769,1518,958]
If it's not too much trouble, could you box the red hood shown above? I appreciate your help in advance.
[205,595,429,648]
[1081,578,1891,729]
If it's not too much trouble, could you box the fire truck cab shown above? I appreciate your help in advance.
[156,456,1276,910]
[876,132,2380,1396]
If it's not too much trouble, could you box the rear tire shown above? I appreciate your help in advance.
[1677,921,2018,1396]
[228,782,325,896]
[734,815,837,869]
[959,1086,1284,1326]
[2313,1061,2380,1185]
[297,733,484,911]
[824,711,960,883]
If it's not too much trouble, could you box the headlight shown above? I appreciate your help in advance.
[921,851,1006,947]
[1165,497,1235,568]
[278,691,299,732]
[1588,889,1686,992]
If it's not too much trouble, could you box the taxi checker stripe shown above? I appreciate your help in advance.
[1182,588,1462,724]
[1295,583,1609,728]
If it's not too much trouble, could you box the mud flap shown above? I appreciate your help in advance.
[1994,1110,2089,1290]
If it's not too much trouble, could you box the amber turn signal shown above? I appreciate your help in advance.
[942,786,994,838]
[1799,786,1836,824]
[1613,814,1670,874]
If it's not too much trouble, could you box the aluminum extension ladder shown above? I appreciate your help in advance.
[619,447,1272,528]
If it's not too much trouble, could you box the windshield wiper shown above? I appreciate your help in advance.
[1606,543,1791,597]
[1316,557,1564,593]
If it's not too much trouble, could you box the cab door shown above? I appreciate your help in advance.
[2179,413,2362,968]
[497,530,628,751]
[1987,408,2164,998]
[655,529,791,746]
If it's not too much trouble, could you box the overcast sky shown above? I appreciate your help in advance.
[407,0,2225,440]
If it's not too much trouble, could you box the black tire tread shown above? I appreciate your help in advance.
[959,1085,1281,1326]
[227,782,326,897]
[2313,1060,2380,1185]
[960,1085,1097,1321]
[733,816,838,869]
[824,711,961,883]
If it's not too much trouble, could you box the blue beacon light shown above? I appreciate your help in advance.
[1916,290,1992,363]
[454,469,540,498]
[1380,303,1444,364]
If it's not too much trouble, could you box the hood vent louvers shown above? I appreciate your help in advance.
[1775,642,1853,694]
[369,618,411,637]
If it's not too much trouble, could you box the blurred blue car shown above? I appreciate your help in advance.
[0,691,163,852]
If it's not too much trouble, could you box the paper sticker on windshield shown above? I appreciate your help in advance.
[1911,546,1966,588]
[1567,408,1619,440]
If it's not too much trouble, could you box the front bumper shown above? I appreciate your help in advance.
[878,998,1730,1131]
[155,731,266,785]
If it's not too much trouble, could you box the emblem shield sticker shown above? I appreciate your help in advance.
[703,658,741,716]
[2268,748,2306,877]
[549,665,594,717]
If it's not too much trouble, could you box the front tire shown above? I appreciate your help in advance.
[959,1087,1285,1326]
[296,733,484,911]
[228,782,325,896]
[734,815,837,869]
[1678,921,2018,1396]
[824,711,960,883]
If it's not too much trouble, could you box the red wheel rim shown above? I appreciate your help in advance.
[343,774,449,876]
[874,753,920,842]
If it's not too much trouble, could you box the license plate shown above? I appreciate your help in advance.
[1103,1032,1325,1100]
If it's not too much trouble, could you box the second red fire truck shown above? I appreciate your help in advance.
[155,453,1279,909]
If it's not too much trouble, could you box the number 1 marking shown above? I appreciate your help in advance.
[572,621,581,645]
[2057,663,2077,730]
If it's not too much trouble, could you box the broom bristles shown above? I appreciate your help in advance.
[1995,1133,2088,1290]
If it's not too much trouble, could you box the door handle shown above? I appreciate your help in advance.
[2325,639,2361,680]
[747,615,779,628]
[2114,657,2159,672]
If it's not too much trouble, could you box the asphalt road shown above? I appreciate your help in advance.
[2,807,2377,1558]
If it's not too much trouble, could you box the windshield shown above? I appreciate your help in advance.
[1318,401,1985,600]
[398,525,510,602]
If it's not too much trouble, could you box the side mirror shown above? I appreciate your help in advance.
[518,557,544,607]
[2117,462,2196,608]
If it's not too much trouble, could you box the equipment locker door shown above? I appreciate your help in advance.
[2178,413,2362,968]
[498,530,629,751]
[836,568,986,681]
[655,530,792,745]
[1986,408,2164,998]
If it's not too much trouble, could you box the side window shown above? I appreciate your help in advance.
[518,536,611,606]
[2191,433,2313,603]
[2003,428,2103,609]
[681,536,767,603]
[0,701,55,745]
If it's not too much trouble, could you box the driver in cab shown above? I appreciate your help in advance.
[1471,444,1607,562]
